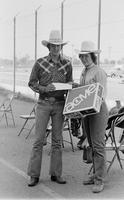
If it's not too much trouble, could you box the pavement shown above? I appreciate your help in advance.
[0,89,124,200]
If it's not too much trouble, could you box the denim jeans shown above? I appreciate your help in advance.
[27,99,65,178]
[83,101,109,181]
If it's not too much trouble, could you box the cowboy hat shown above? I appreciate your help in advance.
[79,41,101,54]
[42,30,68,47]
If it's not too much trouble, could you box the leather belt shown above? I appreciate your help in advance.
[40,96,64,104]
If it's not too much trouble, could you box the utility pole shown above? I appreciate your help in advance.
[13,13,20,94]
[61,0,66,55]
[97,0,101,66]
[35,5,41,62]
[13,15,16,94]
[34,5,41,99]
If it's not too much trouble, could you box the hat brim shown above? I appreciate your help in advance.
[42,40,67,47]
[79,50,101,55]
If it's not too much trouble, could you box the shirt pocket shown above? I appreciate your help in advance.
[52,71,66,82]
[39,72,52,85]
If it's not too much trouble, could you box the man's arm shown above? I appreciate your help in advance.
[28,62,46,93]
[28,61,55,93]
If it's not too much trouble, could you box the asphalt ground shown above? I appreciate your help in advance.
[0,90,124,200]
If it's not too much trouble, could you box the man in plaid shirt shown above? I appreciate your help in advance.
[27,30,73,187]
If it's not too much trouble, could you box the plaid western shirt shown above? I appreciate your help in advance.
[28,53,73,100]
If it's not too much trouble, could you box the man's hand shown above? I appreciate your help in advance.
[45,83,56,92]
[72,82,79,88]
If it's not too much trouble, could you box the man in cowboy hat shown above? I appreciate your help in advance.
[27,30,73,186]
[78,41,109,193]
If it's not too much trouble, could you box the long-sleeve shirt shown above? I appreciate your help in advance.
[28,53,73,100]
[80,64,107,99]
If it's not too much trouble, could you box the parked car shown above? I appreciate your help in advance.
[107,69,124,78]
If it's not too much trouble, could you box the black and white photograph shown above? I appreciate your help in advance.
[0,0,124,199]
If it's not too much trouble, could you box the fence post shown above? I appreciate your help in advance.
[97,0,101,66]
[13,16,16,94]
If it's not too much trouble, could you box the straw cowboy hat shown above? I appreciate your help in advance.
[42,30,68,47]
[79,41,101,55]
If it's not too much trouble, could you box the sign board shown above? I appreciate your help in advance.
[63,83,104,116]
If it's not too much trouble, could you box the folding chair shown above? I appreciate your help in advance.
[0,93,15,126]
[45,117,75,151]
[62,117,75,151]
[88,109,124,175]
[18,103,36,139]
[61,113,86,152]
[105,110,124,172]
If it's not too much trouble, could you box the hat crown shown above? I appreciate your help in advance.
[42,29,67,47]
[80,41,96,52]
[49,30,62,43]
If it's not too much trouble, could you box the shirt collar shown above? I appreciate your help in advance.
[85,63,96,70]
[47,53,64,63]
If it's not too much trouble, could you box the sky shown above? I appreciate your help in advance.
[0,0,124,62]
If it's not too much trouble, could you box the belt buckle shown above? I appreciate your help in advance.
[48,97,56,104]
